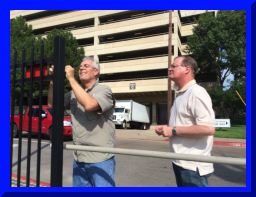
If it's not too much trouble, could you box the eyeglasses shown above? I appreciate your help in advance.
[79,64,89,69]
[79,64,97,70]
[170,64,180,69]
[79,65,97,72]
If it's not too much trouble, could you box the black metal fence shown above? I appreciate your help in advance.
[10,36,65,187]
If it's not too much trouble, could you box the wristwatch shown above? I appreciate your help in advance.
[172,126,177,136]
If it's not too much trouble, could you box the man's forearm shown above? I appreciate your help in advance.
[176,125,215,138]
[47,80,53,107]
[156,124,215,138]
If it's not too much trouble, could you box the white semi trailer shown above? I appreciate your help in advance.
[113,100,150,130]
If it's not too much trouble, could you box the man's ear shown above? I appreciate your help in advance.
[94,68,99,76]
[185,66,191,74]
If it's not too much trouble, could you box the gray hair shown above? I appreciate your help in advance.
[82,56,100,79]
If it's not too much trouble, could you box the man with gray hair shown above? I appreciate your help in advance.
[48,56,116,187]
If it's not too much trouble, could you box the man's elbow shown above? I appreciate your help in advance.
[47,102,52,108]
[85,106,93,112]
[83,99,100,112]
[84,103,101,112]
[83,103,94,112]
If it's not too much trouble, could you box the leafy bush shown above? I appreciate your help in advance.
[229,114,246,125]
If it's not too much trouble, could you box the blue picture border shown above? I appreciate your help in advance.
[3,0,253,195]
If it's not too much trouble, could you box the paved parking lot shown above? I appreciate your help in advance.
[11,129,246,187]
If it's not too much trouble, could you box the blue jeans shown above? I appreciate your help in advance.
[172,162,211,187]
[73,157,116,187]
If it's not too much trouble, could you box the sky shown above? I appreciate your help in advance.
[223,71,234,90]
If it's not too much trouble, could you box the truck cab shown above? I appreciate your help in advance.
[113,107,130,129]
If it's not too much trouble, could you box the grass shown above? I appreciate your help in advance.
[214,125,246,139]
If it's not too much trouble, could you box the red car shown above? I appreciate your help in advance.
[10,105,72,141]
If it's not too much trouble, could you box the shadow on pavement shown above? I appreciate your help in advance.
[213,163,246,185]
[12,143,50,167]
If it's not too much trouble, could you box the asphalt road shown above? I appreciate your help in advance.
[11,131,246,187]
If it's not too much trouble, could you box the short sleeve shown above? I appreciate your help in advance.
[64,91,72,110]
[190,88,215,127]
[92,86,114,114]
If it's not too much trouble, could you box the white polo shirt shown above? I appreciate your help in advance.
[169,80,215,176]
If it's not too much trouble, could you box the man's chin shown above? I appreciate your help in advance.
[169,76,177,82]
[80,78,88,83]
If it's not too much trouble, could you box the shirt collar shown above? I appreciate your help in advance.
[85,80,99,92]
[176,79,196,94]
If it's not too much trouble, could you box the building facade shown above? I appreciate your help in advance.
[10,10,218,126]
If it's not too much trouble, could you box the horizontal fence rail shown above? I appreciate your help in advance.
[55,144,246,166]
[10,57,54,71]
[11,75,53,85]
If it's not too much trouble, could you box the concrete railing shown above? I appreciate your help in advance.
[99,11,169,26]
[57,144,246,166]
[100,54,169,64]
[99,32,170,45]
[99,76,168,83]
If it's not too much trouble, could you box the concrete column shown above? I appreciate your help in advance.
[94,16,100,27]
[94,55,99,62]
[94,35,99,46]
[174,44,178,57]
[152,101,157,125]
[174,22,178,38]
[94,54,100,81]
[173,10,178,17]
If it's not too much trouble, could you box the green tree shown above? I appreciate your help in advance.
[207,77,246,118]
[10,16,35,106]
[10,16,85,105]
[43,28,85,94]
[183,10,246,87]
[10,16,35,62]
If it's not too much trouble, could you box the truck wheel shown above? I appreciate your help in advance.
[141,124,147,130]
[12,124,19,138]
[122,121,127,129]
[48,127,52,141]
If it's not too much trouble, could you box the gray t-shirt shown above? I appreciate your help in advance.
[64,81,115,163]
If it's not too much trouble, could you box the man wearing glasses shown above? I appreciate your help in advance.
[48,56,116,187]
[155,56,215,187]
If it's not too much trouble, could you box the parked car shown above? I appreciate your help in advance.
[10,105,72,141]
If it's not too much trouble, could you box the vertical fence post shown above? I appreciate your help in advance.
[17,46,26,187]
[10,49,17,187]
[50,36,65,187]
[26,44,34,187]
[36,41,44,187]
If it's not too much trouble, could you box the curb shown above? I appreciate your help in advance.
[12,173,50,187]
[213,141,246,147]
[116,137,246,147]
